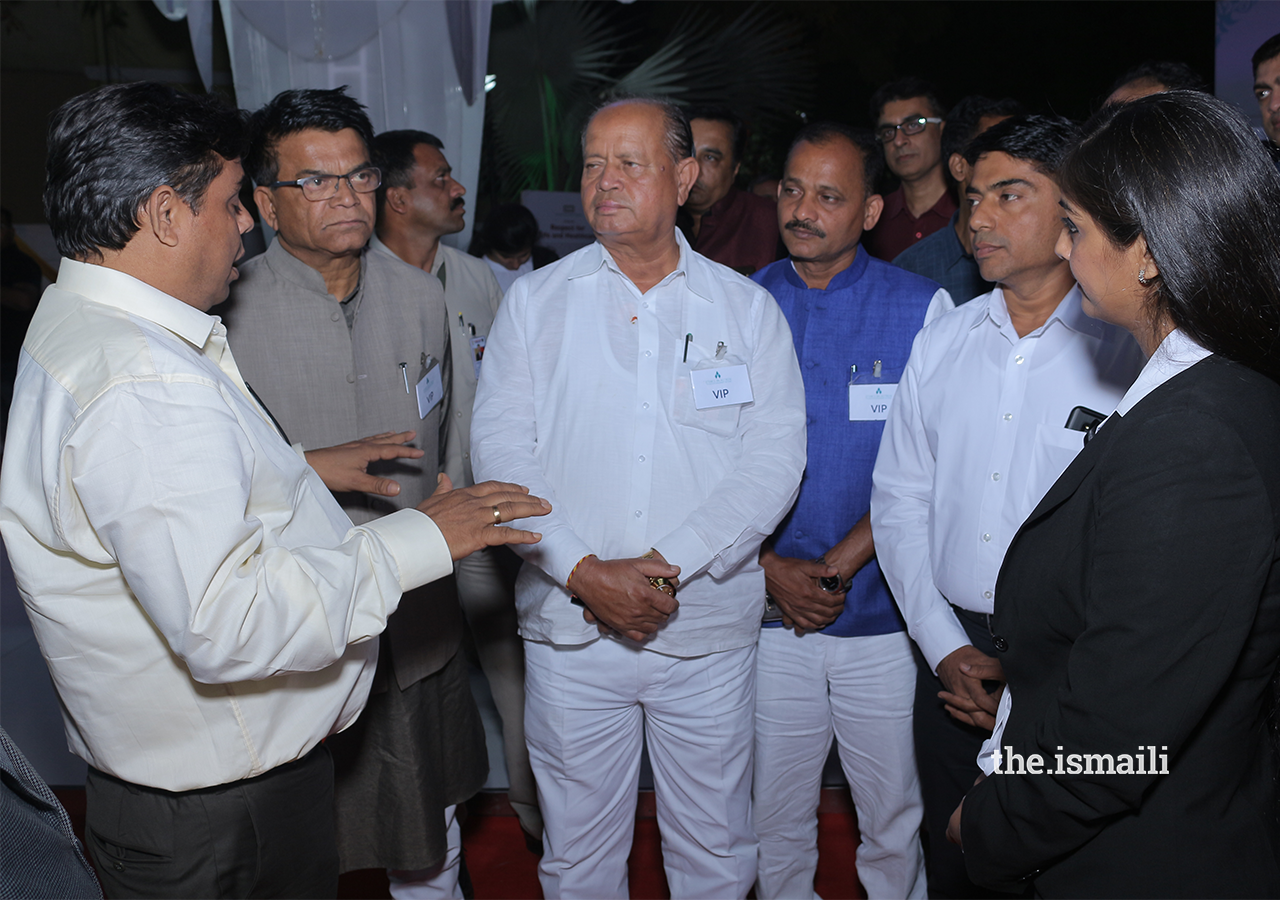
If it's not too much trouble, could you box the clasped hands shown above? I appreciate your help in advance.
[759,546,846,635]
[936,645,1004,731]
[567,552,681,643]
[305,430,551,560]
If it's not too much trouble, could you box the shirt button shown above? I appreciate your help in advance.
[638,455,646,462]
[1003,412,1013,421]
[642,402,650,410]
[346,374,355,384]
[915,231,923,239]
[984,590,993,599]
[992,472,1001,481]
[642,302,649,309]
[1015,355,1025,364]
[331,311,341,322]
[634,510,643,518]
[982,533,992,542]
[644,350,652,357]
[456,410,462,417]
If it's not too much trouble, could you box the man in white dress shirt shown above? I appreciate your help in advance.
[0,82,549,900]
[471,98,807,899]
[368,129,542,847]
[870,115,1144,899]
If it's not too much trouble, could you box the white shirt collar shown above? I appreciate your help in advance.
[569,229,715,303]
[973,284,1108,341]
[54,257,217,348]
[1115,328,1211,415]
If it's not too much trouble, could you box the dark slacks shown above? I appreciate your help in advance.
[84,744,338,899]
[913,608,1026,900]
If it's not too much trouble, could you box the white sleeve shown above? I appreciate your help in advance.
[471,281,597,586]
[60,379,452,685]
[871,327,971,672]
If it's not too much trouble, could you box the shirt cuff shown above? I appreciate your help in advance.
[361,508,454,592]
[651,525,715,582]
[915,605,974,674]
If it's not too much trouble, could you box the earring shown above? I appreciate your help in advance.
[1138,268,1149,286]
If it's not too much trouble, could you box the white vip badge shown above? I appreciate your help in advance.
[691,364,754,409]
[469,334,486,380]
[416,362,443,418]
[849,382,898,421]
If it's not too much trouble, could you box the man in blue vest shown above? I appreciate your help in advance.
[751,122,952,900]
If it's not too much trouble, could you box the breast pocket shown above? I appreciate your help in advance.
[1025,423,1087,507]
[672,347,744,438]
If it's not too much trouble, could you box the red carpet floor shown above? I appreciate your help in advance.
[55,788,866,900]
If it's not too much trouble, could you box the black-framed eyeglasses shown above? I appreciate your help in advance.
[874,117,943,144]
[268,166,382,201]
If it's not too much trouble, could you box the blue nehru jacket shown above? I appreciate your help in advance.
[753,248,942,637]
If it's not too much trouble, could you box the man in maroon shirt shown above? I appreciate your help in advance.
[678,107,782,275]
[863,78,956,261]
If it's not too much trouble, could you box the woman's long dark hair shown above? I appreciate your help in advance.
[1058,91,1280,382]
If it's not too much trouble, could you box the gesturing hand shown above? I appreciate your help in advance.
[305,431,426,496]
[936,645,1005,731]
[568,553,680,643]
[760,547,845,634]
[417,474,551,560]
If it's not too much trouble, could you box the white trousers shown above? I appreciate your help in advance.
[387,804,461,900]
[754,629,925,900]
[524,638,758,900]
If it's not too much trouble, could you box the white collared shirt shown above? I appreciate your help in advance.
[871,286,1144,672]
[0,259,451,791]
[471,232,807,656]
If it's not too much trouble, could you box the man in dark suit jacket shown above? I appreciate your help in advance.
[958,351,1280,896]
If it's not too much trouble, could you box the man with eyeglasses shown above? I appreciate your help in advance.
[223,87,486,899]
[863,78,956,262]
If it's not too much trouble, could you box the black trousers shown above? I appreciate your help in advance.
[84,744,338,899]
[914,608,1026,899]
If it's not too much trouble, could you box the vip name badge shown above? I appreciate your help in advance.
[416,363,443,418]
[849,382,898,421]
[691,364,753,409]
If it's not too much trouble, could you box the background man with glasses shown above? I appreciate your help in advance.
[864,77,955,262]
[222,87,486,899]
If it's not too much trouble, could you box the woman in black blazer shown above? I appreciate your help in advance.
[949,92,1280,896]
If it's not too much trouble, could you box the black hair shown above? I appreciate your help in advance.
[1252,33,1280,78]
[582,97,693,163]
[963,113,1081,175]
[245,86,374,188]
[1059,91,1280,382]
[43,82,247,261]
[869,77,945,123]
[786,121,885,197]
[685,106,746,167]
[473,203,540,257]
[941,96,1026,163]
[371,129,445,217]
[1107,60,1207,98]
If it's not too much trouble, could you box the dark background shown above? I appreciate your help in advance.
[1,0,1216,221]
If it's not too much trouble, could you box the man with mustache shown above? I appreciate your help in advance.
[871,115,1143,898]
[223,89,486,899]
[750,122,951,900]
[368,129,545,854]
[1,81,549,899]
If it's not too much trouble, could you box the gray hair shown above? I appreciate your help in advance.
[581,97,694,164]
